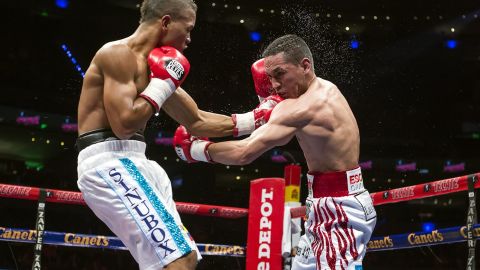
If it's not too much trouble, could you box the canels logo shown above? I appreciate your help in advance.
[407,230,444,245]
[65,233,109,246]
[205,244,245,255]
[0,227,37,241]
[367,236,394,249]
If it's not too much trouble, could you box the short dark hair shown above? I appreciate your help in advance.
[140,0,197,23]
[262,34,314,69]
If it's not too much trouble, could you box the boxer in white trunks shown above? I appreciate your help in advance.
[174,34,377,270]
[76,0,281,269]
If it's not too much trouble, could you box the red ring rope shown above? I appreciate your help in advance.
[290,173,480,218]
[0,184,248,219]
[1,172,478,219]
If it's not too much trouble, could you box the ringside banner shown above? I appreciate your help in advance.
[0,227,246,256]
[246,178,285,270]
[367,224,480,251]
[0,224,479,257]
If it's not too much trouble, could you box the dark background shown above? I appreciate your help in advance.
[0,0,479,269]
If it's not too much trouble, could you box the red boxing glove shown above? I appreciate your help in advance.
[140,46,191,112]
[251,58,273,102]
[231,94,284,137]
[173,126,213,163]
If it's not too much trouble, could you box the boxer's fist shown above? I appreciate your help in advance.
[251,58,273,102]
[173,126,213,163]
[256,94,283,110]
[148,46,190,89]
[232,94,284,137]
[140,46,190,112]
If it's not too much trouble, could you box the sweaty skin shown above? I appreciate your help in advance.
[208,53,360,172]
[76,6,231,269]
[78,8,233,140]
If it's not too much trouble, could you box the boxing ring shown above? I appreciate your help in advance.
[0,170,478,269]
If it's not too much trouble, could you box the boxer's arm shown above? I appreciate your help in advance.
[162,87,234,137]
[208,107,298,165]
[100,46,154,139]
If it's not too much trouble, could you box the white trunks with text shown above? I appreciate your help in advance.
[77,140,201,270]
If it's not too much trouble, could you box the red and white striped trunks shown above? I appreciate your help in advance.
[292,167,376,270]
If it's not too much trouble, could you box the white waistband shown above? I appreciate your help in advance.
[78,140,147,165]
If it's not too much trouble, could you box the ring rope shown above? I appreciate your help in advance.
[1,173,478,266]
[0,184,248,219]
[290,173,480,219]
[1,172,478,219]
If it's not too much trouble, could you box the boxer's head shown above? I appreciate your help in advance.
[140,0,197,52]
[263,35,315,99]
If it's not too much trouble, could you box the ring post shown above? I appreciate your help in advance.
[466,174,478,270]
[246,178,285,270]
[31,188,47,270]
[283,164,302,269]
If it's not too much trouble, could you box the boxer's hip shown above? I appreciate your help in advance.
[76,139,200,268]
[302,189,377,270]
[77,139,147,176]
[307,167,365,198]
[76,128,145,152]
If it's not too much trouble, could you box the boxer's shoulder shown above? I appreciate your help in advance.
[96,42,135,61]
[271,98,295,112]
[270,98,312,127]
[93,43,137,76]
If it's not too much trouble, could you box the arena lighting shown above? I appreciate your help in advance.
[61,44,85,77]
[16,113,40,126]
[395,160,417,172]
[446,39,457,49]
[154,132,173,146]
[25,161,44,171]
[61,123,78,132]
[61,117,78,132]
[171,177,183,189]
[359,160,372,170]
[421,222,436,232]
[350,39,359,49]
[419,169,429,174]
[249,31,262,42]
[271,150,288,163]
[55,0,69,9]
[443,161,465,173]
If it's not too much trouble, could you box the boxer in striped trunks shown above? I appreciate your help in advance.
[174,34,377,270]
